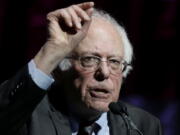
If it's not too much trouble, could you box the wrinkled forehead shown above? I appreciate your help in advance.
[74,17,124,58]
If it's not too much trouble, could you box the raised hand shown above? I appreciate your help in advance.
[34,2,94,75]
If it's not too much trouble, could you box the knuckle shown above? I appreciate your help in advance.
[46,13,53,21]
[47,9,63,21]
[71,4,76,8]
[66,7,72,13]
[59,9,66,15]
[61,9,70,18]
[72,5,77,9]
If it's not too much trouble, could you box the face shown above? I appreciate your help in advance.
[69,18,124,112]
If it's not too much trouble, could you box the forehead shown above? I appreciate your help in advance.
[74,17,124,57]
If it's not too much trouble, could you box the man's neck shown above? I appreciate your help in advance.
[67,101,103,124]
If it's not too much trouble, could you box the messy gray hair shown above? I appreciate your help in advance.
[58,9,133,77]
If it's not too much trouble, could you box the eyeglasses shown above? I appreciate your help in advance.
[68,55,130,75]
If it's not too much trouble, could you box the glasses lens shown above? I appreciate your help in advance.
[78,56,128,75]
[80,56,99,68]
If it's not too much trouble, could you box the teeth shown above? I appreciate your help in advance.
[94,89,108,93]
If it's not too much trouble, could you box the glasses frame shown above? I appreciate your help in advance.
[67,55,130,75]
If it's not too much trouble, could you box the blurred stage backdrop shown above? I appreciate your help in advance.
[0,0,178,134]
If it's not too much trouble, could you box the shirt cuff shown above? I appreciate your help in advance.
[28,59,54,90]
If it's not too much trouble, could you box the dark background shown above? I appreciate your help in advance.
[0,0,178,134]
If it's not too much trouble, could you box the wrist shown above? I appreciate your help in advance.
[34,45,63,75]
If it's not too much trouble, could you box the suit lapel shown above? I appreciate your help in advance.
[47,83,72,135]
[48,110,72,135]
[38,95,72,135]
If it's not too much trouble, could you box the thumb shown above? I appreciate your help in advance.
[72,19,92,45]
[70,7,93,47]
[77,7,94,36]
[86,7,94,17]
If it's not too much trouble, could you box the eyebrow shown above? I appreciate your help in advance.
[78,52,123,59]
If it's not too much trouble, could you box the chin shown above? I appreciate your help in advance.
[88,100,111,112]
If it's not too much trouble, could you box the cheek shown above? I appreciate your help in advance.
[73,72,94,97]
[111,76,122,100]
[73,62,92,89]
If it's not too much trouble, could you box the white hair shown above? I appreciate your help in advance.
[59,9,133,77]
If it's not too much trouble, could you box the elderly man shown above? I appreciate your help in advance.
[0,2,162,135]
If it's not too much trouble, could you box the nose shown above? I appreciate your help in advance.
[94,61,110,81]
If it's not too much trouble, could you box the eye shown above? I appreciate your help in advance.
[80,56,99,67]
[82,56,98,62]
[109,59,121,65]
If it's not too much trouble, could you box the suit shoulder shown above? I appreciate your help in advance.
[124,102,162,134]
[124,102,159,122]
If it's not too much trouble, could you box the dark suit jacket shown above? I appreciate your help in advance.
[0,65,162,135]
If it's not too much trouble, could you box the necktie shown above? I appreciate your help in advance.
[77,123,101,135]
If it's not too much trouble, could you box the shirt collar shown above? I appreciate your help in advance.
[69,112,108,133]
